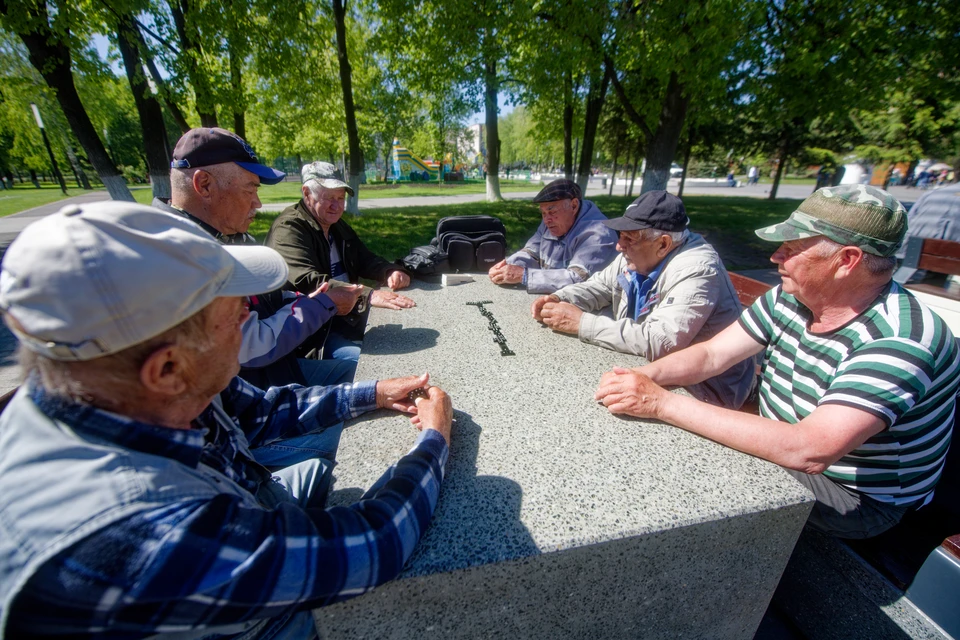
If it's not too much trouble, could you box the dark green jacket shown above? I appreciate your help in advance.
[265,200,402,294]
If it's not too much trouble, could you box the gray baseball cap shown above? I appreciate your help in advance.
[301,161,354,196]
[0,201,288,361]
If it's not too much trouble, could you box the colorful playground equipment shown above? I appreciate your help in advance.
[392,140,458,181]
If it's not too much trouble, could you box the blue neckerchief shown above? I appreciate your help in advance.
[621,258,668,321]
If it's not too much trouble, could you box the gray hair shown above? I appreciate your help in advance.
[17,305,215,403]
[812,237,897,276]
[639,227,689,245]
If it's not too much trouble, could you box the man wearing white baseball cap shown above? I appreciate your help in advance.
[0,202,452,638]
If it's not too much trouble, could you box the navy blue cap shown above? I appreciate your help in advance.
[171,128,286,185]
[603,191,689,232]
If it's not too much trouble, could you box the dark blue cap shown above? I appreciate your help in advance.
[171,128,286,185]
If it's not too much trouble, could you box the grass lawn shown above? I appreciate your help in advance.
[248,194,800,271]
[0,184,76,217]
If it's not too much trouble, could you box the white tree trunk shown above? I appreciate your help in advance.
[102,175,135,202]
[347,173,362,215]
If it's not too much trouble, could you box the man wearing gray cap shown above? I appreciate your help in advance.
[596,185,958,539]
[488,178,617,293]
[533,191,754,409]
[266,161,415,365]
[0,202,452,638]
[154,127,362,395]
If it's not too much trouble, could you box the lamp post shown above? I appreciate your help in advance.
[30,103,67,195]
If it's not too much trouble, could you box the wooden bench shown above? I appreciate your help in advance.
[730,267,960,637]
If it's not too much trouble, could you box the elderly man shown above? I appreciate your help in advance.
[266,162,414,364]
[532,191,754,409]
[0,202,452,638]
[596,185,958,539]
[153,127,361,392]
[488,179,617,293]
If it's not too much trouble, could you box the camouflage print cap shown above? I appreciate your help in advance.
[754,184,907,257]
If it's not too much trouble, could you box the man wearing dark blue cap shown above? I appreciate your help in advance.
[532,191,754,409]
[488,178,618,293]
[154,129,362,435]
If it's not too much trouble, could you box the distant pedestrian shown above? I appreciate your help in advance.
[748,166,758,185]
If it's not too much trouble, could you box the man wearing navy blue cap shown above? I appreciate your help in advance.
[532,191,754,409]
[154,129,363,449]
[489,179,618,293]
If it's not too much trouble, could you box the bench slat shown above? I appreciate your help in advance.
[728,272,774,307]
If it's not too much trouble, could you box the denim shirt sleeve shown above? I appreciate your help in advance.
[238,293,336,367]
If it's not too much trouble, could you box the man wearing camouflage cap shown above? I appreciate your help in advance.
[595,185,958,539]
[488,178,618,293]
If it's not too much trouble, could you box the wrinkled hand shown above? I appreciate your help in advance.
[488,260,524,285]
[371,289,416,310]
[539,301,583,334]
[531,294,560,322]
[386,270,411,291]
[594,367,668,419]
[312,282,363,315]
[409,386,453,445]
[376,373,430,413]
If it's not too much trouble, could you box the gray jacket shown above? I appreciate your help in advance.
[554,232,755,409]
[506,199,618,294]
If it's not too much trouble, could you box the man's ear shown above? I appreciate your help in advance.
[192,169,216,199]
[301,185,311,199]
[656,234,674,258]
[140,344,189,396]
[834,246,865,277]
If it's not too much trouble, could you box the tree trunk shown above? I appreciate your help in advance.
[117,13,171,199]
[563,71,573,180]
[333,0,363,214]
[677,131,693,199]
[608,135,620,196]
[143,52,190,134]
[769,132,790,201]
[227,15,246,139]
[8,1,133,201]
[483,47,502,202]
[639,72,689,194]
[65,143,91,189]
[576,70,610,192]
[629,143,640,196]
[169,0,218,127]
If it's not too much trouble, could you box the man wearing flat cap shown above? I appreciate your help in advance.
[533,190,754,409]
[596,185,958,539]
[266,161,415,367]
[489,178,617,293]
[154,127,361,398]
[0,202,453,638]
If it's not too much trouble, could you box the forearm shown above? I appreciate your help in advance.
[239,296,335,367]
[638,341,728,386]
[655,392,825,473]
[525,267,588,294]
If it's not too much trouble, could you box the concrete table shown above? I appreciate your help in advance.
[315,278,812,639]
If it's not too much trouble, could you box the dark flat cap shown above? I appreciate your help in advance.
[533,179,582,203]
[603,191,689,232]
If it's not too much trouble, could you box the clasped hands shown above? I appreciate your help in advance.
[530,294,583,335]
[594,366,669,420]
[310,271,415,313]
[488,260,524,285]
[375,373,453,444]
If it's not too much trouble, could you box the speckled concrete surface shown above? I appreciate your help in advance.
[317,278,813,638]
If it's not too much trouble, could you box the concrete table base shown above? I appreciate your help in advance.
[315,278,812,639]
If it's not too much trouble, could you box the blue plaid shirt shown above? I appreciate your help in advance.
[10,376,448,638]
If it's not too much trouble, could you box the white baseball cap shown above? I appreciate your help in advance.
[0,201,289,361]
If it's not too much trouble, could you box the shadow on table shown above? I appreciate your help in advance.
[328,409,538,576]
[362,324,439,354]
[401,409,539,575]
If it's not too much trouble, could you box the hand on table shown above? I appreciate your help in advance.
[371,289,416,310]
[376,373,452,443]
[538,300,583,335]
[386,270,411,291]
[594,367,669,419]
[488,260,524,286]
[531,294,560,321]
[310,282,364,315]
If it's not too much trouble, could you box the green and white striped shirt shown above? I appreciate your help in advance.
[740,283,958,507]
